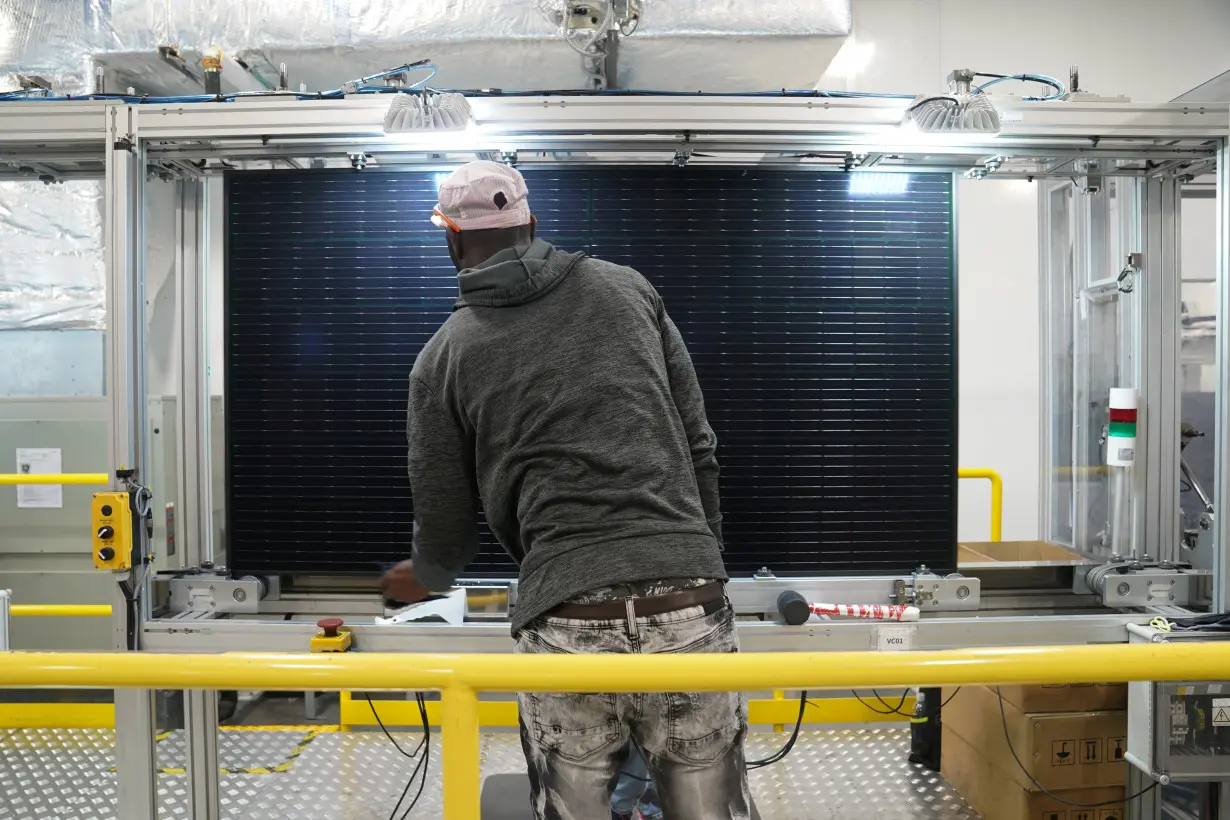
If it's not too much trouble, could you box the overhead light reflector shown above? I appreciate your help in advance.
[903,69,1001,134]
[384,91,473,134]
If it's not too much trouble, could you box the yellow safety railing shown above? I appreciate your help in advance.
[957,467,1003,542]
[9,605,112,617]
[0,473,109,485]
[4,643,1230,820]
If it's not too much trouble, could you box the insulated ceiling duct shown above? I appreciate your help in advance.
[0,0,852,330]
[3,0,853,95]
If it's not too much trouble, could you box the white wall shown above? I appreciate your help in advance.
[955,179,1039,542]
[826,0,1230,542]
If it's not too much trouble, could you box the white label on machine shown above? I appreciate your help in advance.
[1212,698,1230,727]
[874,625,915,651]
[14,448,62,509]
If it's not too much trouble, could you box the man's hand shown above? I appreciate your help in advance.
[379,559,432,605]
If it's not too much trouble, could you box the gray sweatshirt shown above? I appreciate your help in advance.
[407,239,726,633]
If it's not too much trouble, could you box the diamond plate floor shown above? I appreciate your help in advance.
[0,726,979,819]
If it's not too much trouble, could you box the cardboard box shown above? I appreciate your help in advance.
[942,685,1126,791]
[944,728,1126,820]
[958,540,1088,565]
[993,684,1127,714]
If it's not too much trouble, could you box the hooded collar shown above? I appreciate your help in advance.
[454,240,585,310]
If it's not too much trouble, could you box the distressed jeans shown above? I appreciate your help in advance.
[516,579,752,820]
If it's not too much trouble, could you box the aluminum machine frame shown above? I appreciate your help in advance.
[3,93,1230,819]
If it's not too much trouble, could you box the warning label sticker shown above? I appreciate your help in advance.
[1213,706,1230,727]
[1052,740,1076,766]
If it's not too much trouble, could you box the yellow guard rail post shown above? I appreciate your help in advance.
[4,643,1230,820]
[0,473,110,486]
[957,467,1003,541]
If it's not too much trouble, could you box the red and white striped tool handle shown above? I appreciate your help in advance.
[808,602,921,622]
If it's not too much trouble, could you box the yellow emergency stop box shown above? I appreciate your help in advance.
[92,492,133,571]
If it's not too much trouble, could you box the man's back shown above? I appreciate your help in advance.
[391,161,750,820]
[410,240,726,631]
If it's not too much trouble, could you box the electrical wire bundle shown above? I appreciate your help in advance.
[0,64,1068,107]
[0,62,438,104]
[367,693,432,820]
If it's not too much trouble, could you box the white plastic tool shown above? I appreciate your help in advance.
[374,588,466,626]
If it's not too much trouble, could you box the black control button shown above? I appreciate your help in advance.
[97,526,115,540]
[97,547,115,562]
[101,504,113,516]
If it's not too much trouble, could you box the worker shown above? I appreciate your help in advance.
[380,160,752,819]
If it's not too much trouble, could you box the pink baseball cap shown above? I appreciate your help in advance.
[431,161,532,232]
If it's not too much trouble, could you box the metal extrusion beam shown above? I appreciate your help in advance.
[1137,178,1183,563]
[1217,136,1230,612]
[137,613,1153,654]
[130,97,1230,142]
[0,101,111,144]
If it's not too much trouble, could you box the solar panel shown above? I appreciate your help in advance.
[225,168,956,578]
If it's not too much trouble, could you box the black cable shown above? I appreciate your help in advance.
[397,694,431,820]
[365,694,430,820]
[746,691,808,769]
[995,687,1158,807]
[854,690,911,716]
[906,95,959,112]
[875,690,911,714]
[941,688,961,708]
[366,694,426,760]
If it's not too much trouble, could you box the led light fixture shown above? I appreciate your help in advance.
[904,69,1001,134]
[384,91,473,134]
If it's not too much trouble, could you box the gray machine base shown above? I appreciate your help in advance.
[481,773,762,819]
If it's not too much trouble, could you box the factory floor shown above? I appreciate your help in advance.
[0,724,976,819]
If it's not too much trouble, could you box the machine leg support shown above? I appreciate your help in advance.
[443,685,482,820]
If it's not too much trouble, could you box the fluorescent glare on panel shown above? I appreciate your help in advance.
[848,173,909,197]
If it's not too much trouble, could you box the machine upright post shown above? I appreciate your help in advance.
[1135,178,1182,565]
[1215,136,1230,612]
[175,178,214,569]
[105,105,160,820]
[442,685,482,820]
[185,689,221,820]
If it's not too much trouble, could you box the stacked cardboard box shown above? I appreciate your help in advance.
[942,684,1128,820]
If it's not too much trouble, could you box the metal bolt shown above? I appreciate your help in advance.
[209,601,215,608]
[233,588,247,603]
[1117,582,1131,597]
[933,600,939,606]
[1169,594,1175,601]
[957,586,970,600]
[209,586,216,592]
[1170,580,1176,586]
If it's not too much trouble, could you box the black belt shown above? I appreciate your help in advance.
[549,582,725,620]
